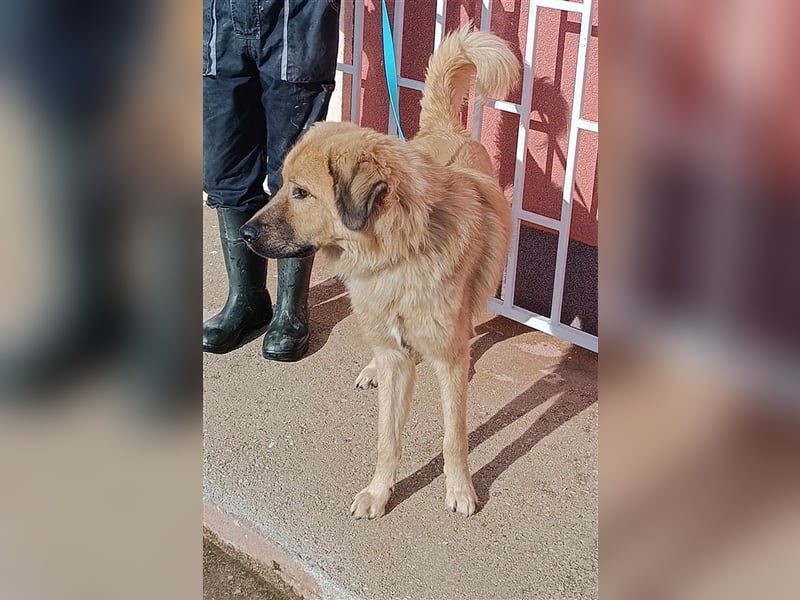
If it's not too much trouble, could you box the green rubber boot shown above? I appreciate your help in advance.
[261,255,314,362]
[203,208,272,354]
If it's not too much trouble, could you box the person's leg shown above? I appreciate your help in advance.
[202,0,273,354]
[256,0,339,361]
[258,78,335,361]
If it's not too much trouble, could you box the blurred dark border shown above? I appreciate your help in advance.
[0,0,201,414]
[601,1,800,598]
[0,1,201,599]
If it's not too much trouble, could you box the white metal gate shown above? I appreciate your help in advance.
[335,0,598,352]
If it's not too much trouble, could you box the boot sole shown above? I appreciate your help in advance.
[261,339,309,362]
[203,323,271,355]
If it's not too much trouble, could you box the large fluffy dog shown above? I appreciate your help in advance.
[241,28,519,518]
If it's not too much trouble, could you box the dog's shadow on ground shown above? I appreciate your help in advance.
[305,277,352,357]
[468,316,527,382]
[386,332,597,514]
[303,287,598,514]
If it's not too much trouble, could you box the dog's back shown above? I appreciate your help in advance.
[411,27,520,176]
[410,28,518,320]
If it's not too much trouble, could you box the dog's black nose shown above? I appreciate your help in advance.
[239,223,261,243]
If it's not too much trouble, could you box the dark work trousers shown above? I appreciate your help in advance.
[203,0,340,212]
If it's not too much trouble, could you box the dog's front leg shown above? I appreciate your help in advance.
[432,348,477,516]
[350,347,415,519]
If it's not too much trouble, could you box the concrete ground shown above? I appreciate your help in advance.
[203,207,598,600]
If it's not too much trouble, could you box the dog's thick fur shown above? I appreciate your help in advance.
[244,27,519,518]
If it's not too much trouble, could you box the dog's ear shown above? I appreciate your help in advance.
[329,155,388,231]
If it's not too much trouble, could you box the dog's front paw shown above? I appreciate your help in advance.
[445,479,478,516]
[350,486,391,519]
[354,364,378,389]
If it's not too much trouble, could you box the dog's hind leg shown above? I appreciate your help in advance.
[354,356,378,389]
[350,346,415,519]
[431,345,478,516]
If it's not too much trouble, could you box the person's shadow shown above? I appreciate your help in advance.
[386,341,596,513]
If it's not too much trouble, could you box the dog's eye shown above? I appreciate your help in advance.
[292,187,309,200]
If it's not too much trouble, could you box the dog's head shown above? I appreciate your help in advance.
[240,122,390,259]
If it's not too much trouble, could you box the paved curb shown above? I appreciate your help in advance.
[204,501,326,600]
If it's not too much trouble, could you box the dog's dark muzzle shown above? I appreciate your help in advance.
[240,223,315,259]
[239,222,261,244]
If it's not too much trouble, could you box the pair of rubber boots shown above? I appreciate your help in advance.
[203,208,311,361]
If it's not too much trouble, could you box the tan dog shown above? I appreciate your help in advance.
[242,27,519,518]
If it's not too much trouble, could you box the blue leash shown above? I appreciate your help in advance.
[380,0,405,140]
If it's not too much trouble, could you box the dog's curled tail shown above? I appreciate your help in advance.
[419,26,520,135]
